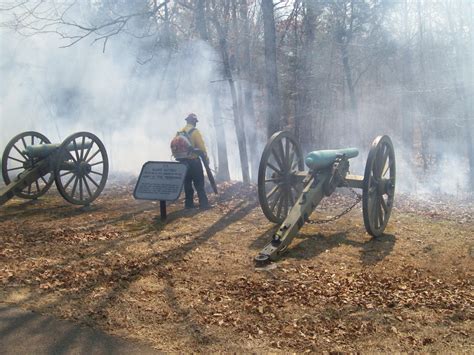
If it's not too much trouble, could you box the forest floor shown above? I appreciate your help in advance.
[0,177,473,353]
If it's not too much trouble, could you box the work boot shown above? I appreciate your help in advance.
[199,203,213,210]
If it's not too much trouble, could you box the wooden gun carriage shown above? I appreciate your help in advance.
[255,131,396,265]
[1,131,108,206]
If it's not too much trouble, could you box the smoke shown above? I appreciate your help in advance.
[0,1,471,197]
[0,27,245,179]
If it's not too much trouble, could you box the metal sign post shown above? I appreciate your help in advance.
[133,161,188,221]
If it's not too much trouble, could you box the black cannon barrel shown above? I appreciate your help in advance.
[23,141,93,159]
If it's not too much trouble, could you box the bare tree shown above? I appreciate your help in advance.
[262,0,282,137]
[209,0,250,183]
[194,0,231,181]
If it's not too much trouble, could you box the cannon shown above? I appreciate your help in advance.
[255,131,396,265]
[1,131,109,206]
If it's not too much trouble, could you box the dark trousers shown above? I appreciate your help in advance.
[180,158,209,207]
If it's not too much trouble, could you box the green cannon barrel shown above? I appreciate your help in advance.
[305,148,359,170]
[23,141,93,159]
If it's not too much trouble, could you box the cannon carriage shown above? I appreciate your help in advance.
[256,131,396,265]
[1,131,108,206]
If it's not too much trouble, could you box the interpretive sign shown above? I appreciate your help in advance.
[133,161,187,201]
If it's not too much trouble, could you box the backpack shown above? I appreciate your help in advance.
[170,128,196,159]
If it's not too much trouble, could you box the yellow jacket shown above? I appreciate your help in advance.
[181,124,208,161]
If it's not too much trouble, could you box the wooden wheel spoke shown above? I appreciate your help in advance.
[79,136,86,161]
[63,149,77,163]
[266,184,280,200]
[72,139,80,162]
[284,138,290,166]
[270,190,283,211]
[379,149,389,177]
[277,140,286,170]
[377,200,384,227]
[90,171,103,177]
[271,147,285,170]
[13,144,27,159]
[21,137,27,149]
[40,176,48,184]
[79,177,84,201]
[370,195,379,228]
[382,158,394,177]
[82,142,94,162]
[86,149,101,163]
[89,161,103,167]
[8,156,25,164]
[85,174,100,188]
[63,174,76,190]
[83,176,93,198]
[291,158,299,171]
[287,148,296,170]
[265,177,280,183]
[380,196,388,213]
[267,162,282,175]
[370,172,379,184]
[373,147,382,177]
[276,190,285,218]
[71,176,79,198]
[7,166,24,172]
[377,145,388,177]
[35,180,40,193]
[60,171,73,177]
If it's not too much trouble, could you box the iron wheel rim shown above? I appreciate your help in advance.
[54,132,109,205]
[1,131,54,199]
[362,135,396,237]
[258,131,305,224]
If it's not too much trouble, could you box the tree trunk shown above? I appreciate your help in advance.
[195,0,209,41]
[239,0,259,181]
[447,0,474,190]
[417,0,429,172]
[211,12,251,184]
[400,0,414,150]
[211,85,231,181]
[195,0,231,181]
[296,0,319,153]
[262,0,282,137]
[340,43,359,143]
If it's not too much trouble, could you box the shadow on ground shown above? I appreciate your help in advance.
[288,232,395,265]
[2,198,258,351]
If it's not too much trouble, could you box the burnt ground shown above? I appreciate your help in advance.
[0,178,473,352]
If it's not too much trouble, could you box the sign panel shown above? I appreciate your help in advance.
[133,161,187,201]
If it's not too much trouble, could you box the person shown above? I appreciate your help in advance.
[177,113,211,209]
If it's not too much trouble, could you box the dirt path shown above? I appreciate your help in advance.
[0,305,159,354]
[1,181,473,352]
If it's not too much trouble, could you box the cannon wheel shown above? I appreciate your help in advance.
[362,135,396,237]
[1,131,54,199]
[258,131,305,224]
[54,132,109,205]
